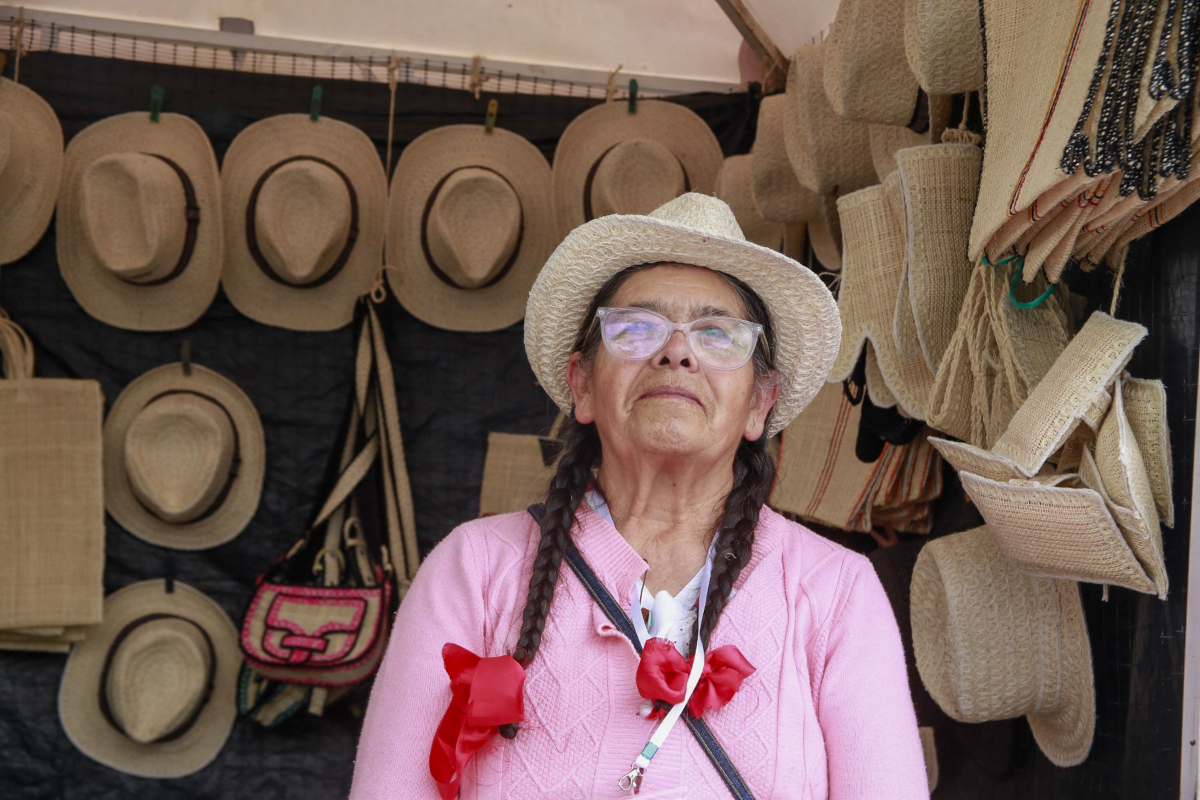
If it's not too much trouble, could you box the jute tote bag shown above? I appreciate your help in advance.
[0,311,105,632]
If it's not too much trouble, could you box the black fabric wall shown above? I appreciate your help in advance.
[0,50,1194,800]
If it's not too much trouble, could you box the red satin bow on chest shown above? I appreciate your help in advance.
[635,638,755,718]
[430,643,525,800]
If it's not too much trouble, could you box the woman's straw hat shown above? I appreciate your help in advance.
[58,579,241,778]
[221,114,387,331]
[386,124,556,332]
[524,193,841,438]
[0,78,63,265]
[911,526,1095,767]
[103,362,265,550]
[57,112,221,331]
[715,154,785,249]
[551,99,724,237]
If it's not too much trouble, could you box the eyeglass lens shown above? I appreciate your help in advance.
[599,307,759,370]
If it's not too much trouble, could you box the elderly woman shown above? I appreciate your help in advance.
[350,194,927,799]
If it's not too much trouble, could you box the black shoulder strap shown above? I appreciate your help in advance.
[526,504,755,800]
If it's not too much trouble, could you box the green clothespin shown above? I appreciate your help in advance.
[149,85,164,122]
[310,85,323,122]
[485,98,498,133]
[628,79,638,114]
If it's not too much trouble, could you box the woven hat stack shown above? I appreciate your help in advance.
[104,362,266,551]
[386,124,556,332]
[715,154,784,250]
[911,526,1095,767]
[930,312,1172,599]
[0,78,63,266]
[0,311,104,653]
[822,0,921,126]
[551,99,724,238]
[221,114,387,331]
[57,112,223,331]
[904,0,985,95]
[59,578,241,778]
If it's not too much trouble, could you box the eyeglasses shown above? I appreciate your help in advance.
[596,306,764,371]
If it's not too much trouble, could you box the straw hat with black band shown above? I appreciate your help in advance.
[57,112,221,331]
[0,78,63,266]
[525,192,841,438]
[386,124,556,332]
[59,578,241,778]
[551,99,724,238]
[222,114,387,331]
[104,362,265,551]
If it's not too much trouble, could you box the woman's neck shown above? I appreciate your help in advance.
[594,452,734,596]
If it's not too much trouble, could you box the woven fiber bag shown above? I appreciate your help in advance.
[903,0,985,94]
[1120,376,1173,527]
[0,311,104,636]
[823,0,920,125]
[479,416,564,517]
[911,526,1095,767]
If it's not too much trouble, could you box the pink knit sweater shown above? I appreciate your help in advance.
[350,503,928,799]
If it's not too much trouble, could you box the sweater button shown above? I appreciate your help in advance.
[637,700,654,718]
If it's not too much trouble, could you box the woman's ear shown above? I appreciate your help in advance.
[566,352,596,425]
[744,372,781,441]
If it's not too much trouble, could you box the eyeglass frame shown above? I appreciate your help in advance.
[593,306,768,371]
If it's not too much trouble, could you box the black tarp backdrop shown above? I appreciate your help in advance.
[0,50,1194,799]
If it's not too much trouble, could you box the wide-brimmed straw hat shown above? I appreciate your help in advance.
[911,526,1095,767]
[386,124,556,332]
[57,112,222,331]
[104,362,265,550]
[525,192,841,437]
[0,78,63,265]
[59,578,240,778]
[221,114,387,331]
[716,154,784,249]
[551,99,724,238]
[823,0,920,126]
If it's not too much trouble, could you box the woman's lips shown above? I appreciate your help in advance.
[638,385,703,406]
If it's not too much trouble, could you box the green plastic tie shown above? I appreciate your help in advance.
[310,85,323,122]
[1009,268,1056,309]
[149,85,164,122]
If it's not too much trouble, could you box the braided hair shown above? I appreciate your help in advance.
[499,263,777,739]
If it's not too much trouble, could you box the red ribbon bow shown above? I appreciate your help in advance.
[430,643,525,800]
[635,638,755,719]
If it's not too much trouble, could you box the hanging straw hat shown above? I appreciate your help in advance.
[221,114,387,331]
[525,192,841,437]
[104,362,265,551]
[57,112,222,331]
[715,154,784,249]
[59,578,240,778]
[0,78,63,265]
[911,526,1095,768]
[783,45,877,197]
[904,0,986,94]
[551,99,723,238]
[823,0,921,126]
[386,124,556,332]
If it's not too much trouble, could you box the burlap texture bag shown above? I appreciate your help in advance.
[969,0,1116,261]
[783,45,877,197]
[895,143,982,371]
[823,0,920,125]
[911,526,1095,767]
[865,343,898,408]
[0,312,104,633]
[1121,376,1173,527]
[479,429,562,517]
[992,312,1146,476]
[904,0,985,94]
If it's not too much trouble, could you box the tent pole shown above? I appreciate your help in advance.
[712,0,788,91]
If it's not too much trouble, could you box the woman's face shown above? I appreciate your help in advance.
[567,264,778,460]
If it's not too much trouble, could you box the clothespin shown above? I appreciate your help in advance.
[605,64,623,102]
[628,79,638,114]
[468,55,490,100]
[484,98,498,133]
[310,84,323,122]
[149,84,164,122]
[180,339,192,376]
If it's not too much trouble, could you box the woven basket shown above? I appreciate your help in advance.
[1120,376,1173,527]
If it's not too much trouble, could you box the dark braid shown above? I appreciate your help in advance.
[501,262,777,738]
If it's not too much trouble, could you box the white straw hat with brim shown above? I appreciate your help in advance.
[911,526,1095,768]
[716,154,785,249]
[221,114,386,331]
[904,0,986,94]
[104,362,265,551]
[386,124,555,332]
[552,100,724,238]
[968,0,1114,260]
[59,579,240,778]
[524,192,841,438]
[0,78,63,265]
[783,45,877,197]
[57,112,221,331]
[823,0,921,126]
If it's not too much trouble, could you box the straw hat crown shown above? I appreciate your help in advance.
[0,78,64,266]
[254,159,354,286]
[427,167,522,289]
[591,139,687,218]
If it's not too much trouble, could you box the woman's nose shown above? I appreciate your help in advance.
[653,330,700,371]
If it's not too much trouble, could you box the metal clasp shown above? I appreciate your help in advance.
[617,764,644,794]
